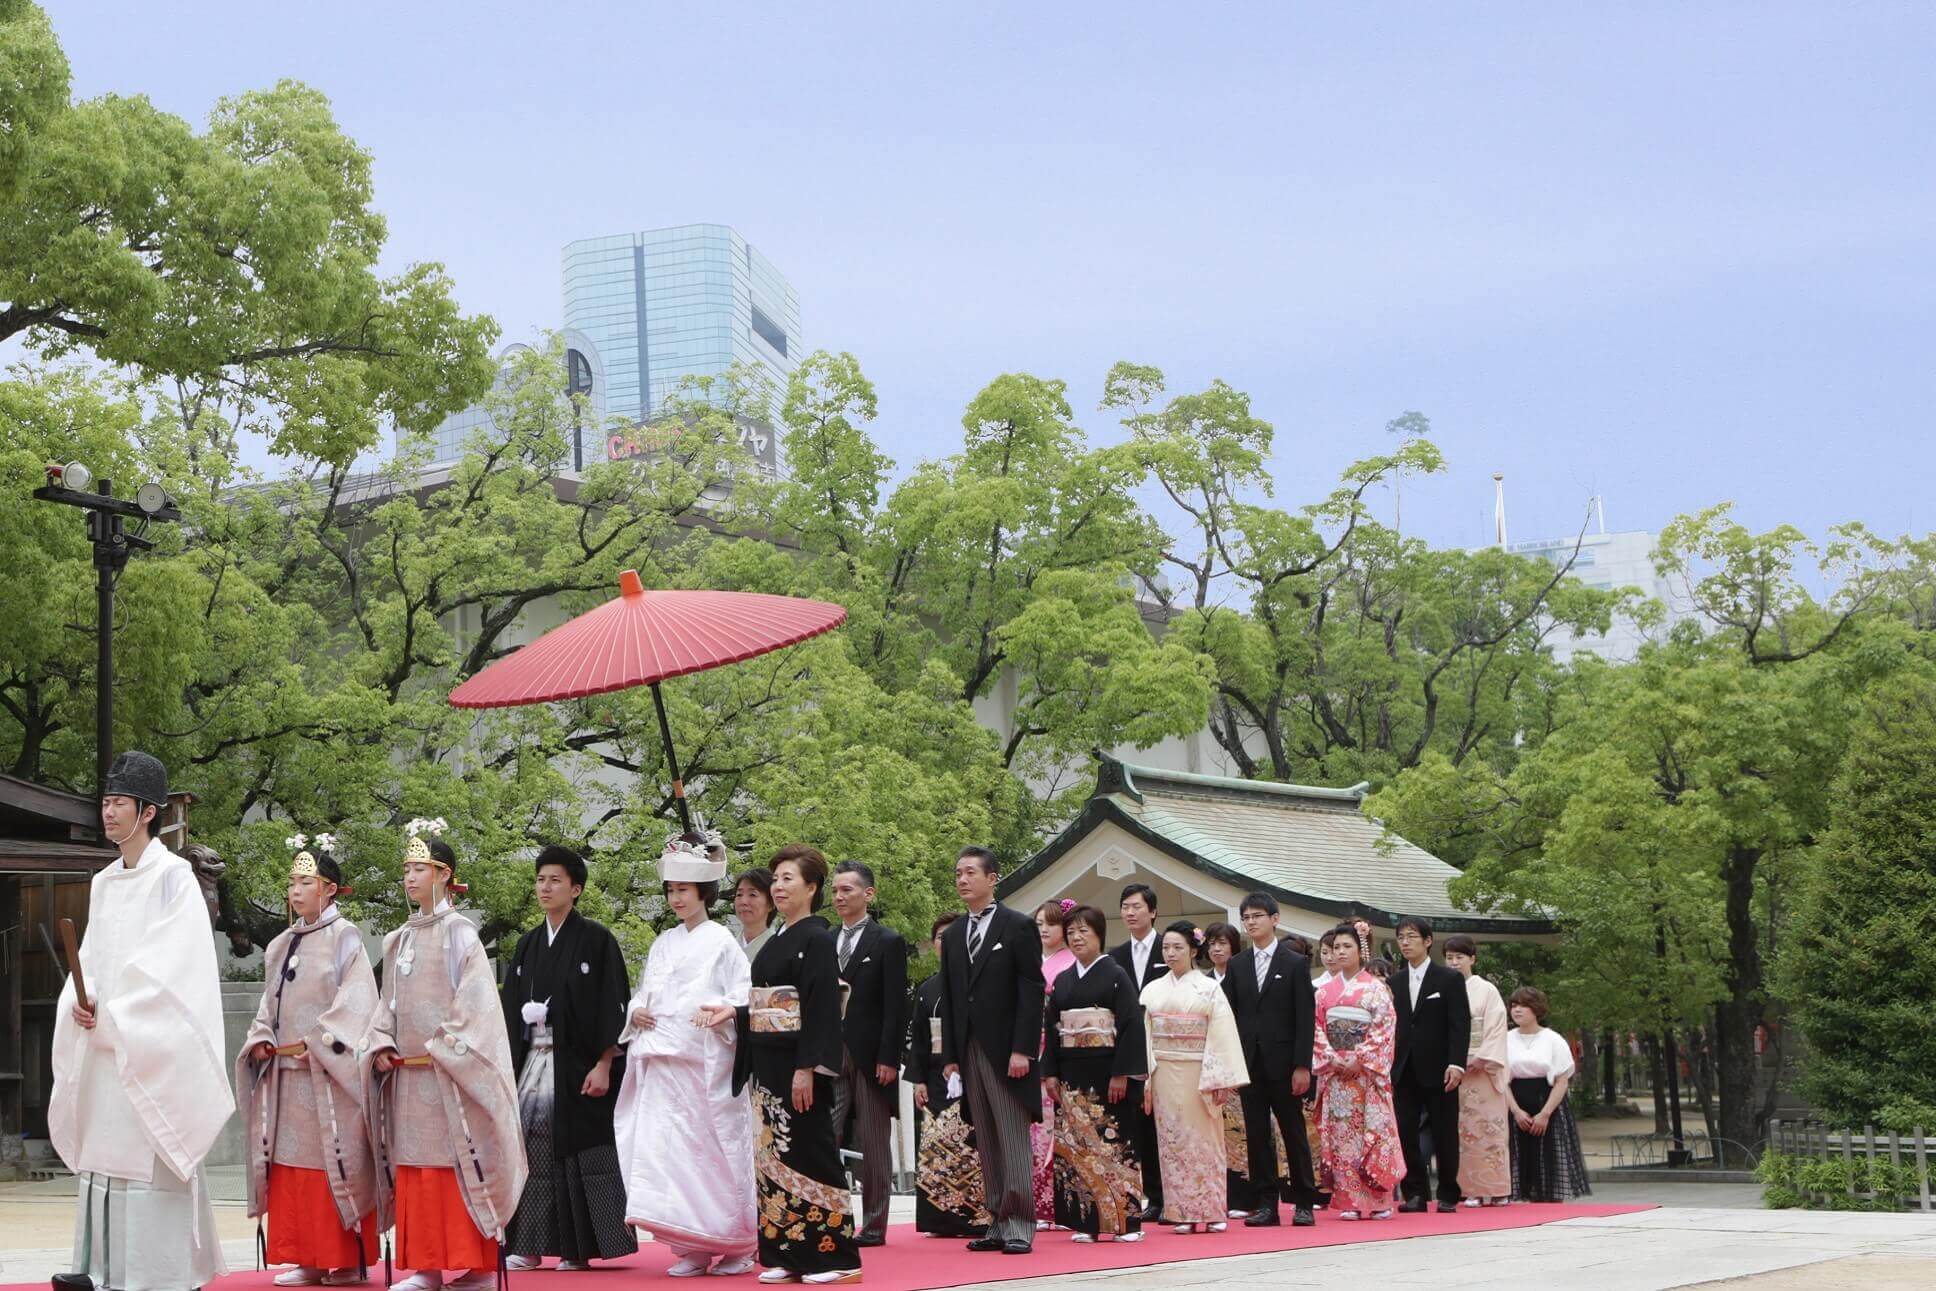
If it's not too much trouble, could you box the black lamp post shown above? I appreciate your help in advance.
[31,464,182,795]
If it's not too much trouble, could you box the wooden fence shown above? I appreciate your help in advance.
[1768,1118,1935,1212]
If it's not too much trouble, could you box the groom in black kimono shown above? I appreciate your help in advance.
[500,845,638,1269]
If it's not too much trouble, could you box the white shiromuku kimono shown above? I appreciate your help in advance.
[49,838,234,1291]
[613,918,757,1258]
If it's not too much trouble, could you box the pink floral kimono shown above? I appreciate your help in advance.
[1311,970,1404,1215]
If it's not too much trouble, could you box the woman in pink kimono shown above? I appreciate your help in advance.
[1310,922,1404,1220]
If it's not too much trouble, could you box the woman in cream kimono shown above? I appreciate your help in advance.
[1443,934,1512,1205]
[364,820,527,1291]
[238,834,381,1286]
[1138,921,1249,1234]
[613,831,758,1277]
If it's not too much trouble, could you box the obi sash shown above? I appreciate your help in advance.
[1149,1010,1208,1060]
[1056,1006,1116,1049]
[750,985,801,1033]
[929,1016,943,1056]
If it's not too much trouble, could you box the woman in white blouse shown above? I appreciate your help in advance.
[1505,987,1592,1202]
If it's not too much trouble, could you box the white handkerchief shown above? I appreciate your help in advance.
[945,1071,964,1100]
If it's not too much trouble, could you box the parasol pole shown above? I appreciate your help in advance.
[649,680,694,833]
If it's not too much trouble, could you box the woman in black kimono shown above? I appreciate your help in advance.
[730,844,861,1285]
[904,913,988,1238]
[1040,904,1147,1244]
[499,845,638,1269]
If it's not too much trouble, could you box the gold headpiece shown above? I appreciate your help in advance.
[404,817,449,869]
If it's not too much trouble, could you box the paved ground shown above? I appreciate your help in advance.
[2,1170,1927,1289]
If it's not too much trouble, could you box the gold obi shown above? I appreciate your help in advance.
[929,1016,943,1056]
[1057,1007,1116,1049]
[750,985,801,1033]
[1150,1010,1208,1059]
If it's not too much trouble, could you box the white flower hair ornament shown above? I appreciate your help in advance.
[403,817,450,868]
[285,833,309,852]
[312,832,338,854]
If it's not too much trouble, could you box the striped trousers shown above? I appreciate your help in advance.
[832,1053,896,1242]
[962,1043,1035,1246]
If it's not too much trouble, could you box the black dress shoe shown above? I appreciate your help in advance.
[1134,1203,1164,1224]
[1397,1198,1429,1213]
[1243,1208,1280,1228]
[855,1235,885,1247]
[1292,1207,1316,1227]
[1001,1241,1033,1255]
[1436,1200,1459,1213]
[966,1236,1005,1252]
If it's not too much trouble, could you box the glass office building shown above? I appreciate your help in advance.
[562,224,800,475]
[419,329,608,469]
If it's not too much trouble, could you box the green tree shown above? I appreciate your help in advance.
[1781,669,1936,1126]
[0,3,496,465]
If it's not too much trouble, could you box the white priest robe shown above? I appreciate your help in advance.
[612,918,757,1258]
[50,837,234,1291]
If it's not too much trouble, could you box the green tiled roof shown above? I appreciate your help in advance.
[1002,756,1550,934]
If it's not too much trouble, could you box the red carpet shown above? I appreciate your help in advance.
[1,1205,1648,1291]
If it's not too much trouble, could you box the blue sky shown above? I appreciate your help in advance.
[47,1,1936,552]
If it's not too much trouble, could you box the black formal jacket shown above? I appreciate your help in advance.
[1107,936,1168,993]
[1220,938,1316,1082]
[903,973,946,1092]
[499,909,631,1156]
[732,914,846,1095]
[1391,957,1473,1092]
[937,902,1044,1119]
[835,916,909,1093]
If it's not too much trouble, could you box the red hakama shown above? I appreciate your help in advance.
[395,1165,498,1270]
[267,1164,380,1268]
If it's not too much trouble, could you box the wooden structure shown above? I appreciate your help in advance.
[0,773,116,1163]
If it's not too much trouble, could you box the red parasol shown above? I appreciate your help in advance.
[449,570,847,828]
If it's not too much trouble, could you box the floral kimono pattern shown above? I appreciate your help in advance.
[1140,970,1249,1225]
[1311,970,1404,1214]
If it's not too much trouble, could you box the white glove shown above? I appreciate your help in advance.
[945,1071,964,1100]
[521,1000,548,1026]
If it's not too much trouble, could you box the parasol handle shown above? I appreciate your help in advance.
[651,681,694,833]
[60,916,92,1014]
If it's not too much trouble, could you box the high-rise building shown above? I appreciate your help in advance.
[1504,529,1693,662]
[562,224,800,475]
[420,329,608,470]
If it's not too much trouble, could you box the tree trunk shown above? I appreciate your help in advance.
[1644,1035,1668,1134]
[1715,843,1766,1151]
[1603,1029,1618,1108]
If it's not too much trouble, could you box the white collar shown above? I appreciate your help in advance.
[1074,956,1100,978]
[841,916,869,934]
[300,901,339,928]
[1410,959,1428,977]
[967,902,996,921]
[1254,939,1276,958]
[545,912,568,945]
[1130,930,1154,950]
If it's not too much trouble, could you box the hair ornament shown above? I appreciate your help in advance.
[285,832,308,852]
[1058,898,1075,914]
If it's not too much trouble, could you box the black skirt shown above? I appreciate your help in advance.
[750,1046,860,1274]
[1509,1077,1592,1202]
[1050,1050,1145,1237]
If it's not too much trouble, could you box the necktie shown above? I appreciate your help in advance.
[1256,947,1270,989]
[840,925,859,971]
[968,912,986,960]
